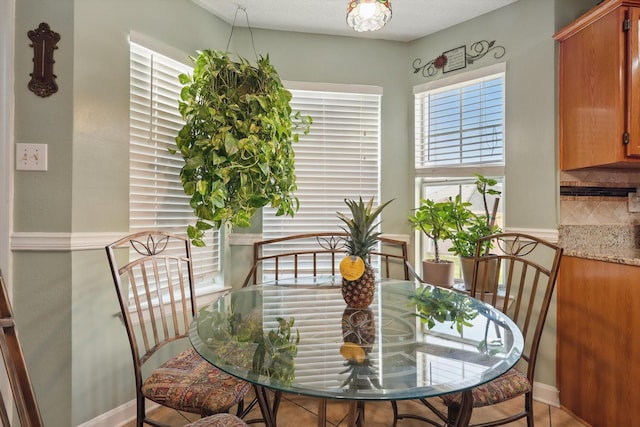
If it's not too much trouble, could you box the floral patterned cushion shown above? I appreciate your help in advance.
[186,413,248,427]
[440,368,531,408]
[142,348,250,414]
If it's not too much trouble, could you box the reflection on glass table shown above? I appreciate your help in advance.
[189,279,523,427]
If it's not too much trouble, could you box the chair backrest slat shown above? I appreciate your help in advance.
[106,231,197,377]
[471,233,563,383]
[0,270,44,427]
[242,232,410,287]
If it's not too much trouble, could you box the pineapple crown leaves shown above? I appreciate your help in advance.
[336,197,394,259]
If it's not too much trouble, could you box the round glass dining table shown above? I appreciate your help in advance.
[189,278,524,427]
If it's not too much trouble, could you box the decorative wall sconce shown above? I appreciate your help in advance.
[28,23,60,97]
[346,0,392,32]
[412,40,505,78]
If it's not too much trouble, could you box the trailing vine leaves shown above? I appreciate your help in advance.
[410,285,478,335]
[172,50,312,246]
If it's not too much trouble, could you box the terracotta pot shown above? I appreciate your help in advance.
[460,255,499,292]
[422,259,455,288]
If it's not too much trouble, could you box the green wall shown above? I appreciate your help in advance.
[406,0,597,389]
[14,0,74,425]
[409,0,565,388]
[11,0,598,424]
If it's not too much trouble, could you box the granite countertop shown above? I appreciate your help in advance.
[558,225,640,266]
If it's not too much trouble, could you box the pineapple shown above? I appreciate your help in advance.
[337,197,393,308]
[339,341,381,392]
[341,307,375,354]
[339,308,380,393]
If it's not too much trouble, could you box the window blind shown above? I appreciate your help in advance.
[261,286,372,387]
[129,42,219,285]
[261,86,382,279]
[414,73,504,171]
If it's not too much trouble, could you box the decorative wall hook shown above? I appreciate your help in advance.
[28,23,60,97]
[412,40,505,78]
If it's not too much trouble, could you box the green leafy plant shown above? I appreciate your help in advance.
[197,307,299,385]
[447,174,502,257]
[408,199,455,263]
[410,285,478,335]
[172,50,312,246]
[254,317,300,385]
[448,208,495,257]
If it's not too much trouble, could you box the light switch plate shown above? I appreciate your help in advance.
[16,143,48,171]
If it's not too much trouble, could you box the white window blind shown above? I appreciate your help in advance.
[415,73,504,171]
[260,287,376,388]
[129,42,219,285]
[261,85,382,278]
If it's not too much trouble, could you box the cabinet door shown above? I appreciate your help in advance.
[558,8,627,169]
[557,256,640,426]
[627,8,640,156]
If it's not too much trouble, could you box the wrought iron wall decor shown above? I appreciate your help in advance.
[28,23,60,97]
[412,40,505,78]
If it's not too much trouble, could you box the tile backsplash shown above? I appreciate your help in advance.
[560,169,640,225]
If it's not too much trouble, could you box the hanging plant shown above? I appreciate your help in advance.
[172,50,311,246]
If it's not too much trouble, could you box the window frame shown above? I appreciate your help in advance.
[413,63,506,278]
[128,36,221,301]
[261,82,384,281]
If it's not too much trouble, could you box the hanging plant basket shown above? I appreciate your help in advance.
[172,50,311,246]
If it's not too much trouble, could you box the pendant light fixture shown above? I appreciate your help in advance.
[346,0,392,32]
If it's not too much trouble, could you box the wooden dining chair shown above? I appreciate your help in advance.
[241,232,410,287]
[0,269,44,427]
[393,232,563,427]
[106,231,251,427]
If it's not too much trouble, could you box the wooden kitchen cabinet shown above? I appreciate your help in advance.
[555,0,640,170]
[557,255,640,426]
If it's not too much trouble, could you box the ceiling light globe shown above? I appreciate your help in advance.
[346,0,392,32]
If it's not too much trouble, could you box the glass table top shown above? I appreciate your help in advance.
[189,279,524,402]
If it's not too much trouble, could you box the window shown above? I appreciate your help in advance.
[414,64,505,276]
[129,42,219,290]
[261,83,382,279]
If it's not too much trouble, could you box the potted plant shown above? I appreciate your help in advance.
[172,49,312,246]
[447,174,502,290]
[409,199,456,287]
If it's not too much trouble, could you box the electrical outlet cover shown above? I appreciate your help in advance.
[16,143,48,171]
[628,192,640,213]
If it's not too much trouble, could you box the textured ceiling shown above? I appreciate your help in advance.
[193,0,519,42]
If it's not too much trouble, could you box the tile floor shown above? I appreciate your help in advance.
[122,390,588,427]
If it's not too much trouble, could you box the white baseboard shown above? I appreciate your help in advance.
[77,399,159,427]
[533,381,559,407]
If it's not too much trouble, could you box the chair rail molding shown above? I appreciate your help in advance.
[11,229,556,251]
[504,227,559,243]
[228,232,261,246]
[228,233,411,246]
[10,231,125,251]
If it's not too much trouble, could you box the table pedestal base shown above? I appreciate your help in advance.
[391,389,474,427]
[255,387,473,427]
[317,400,365,427]
[253,385,281,427]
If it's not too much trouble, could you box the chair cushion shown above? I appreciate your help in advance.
[142,348,250,414]
[441,368,531,408]
[186,413,248,427]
